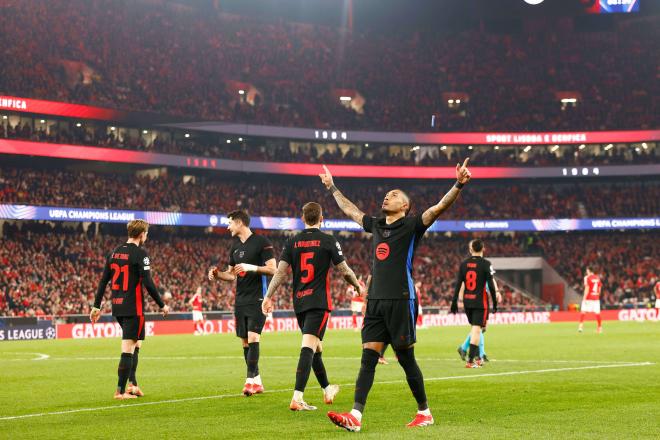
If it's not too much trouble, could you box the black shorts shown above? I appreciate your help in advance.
[234,303,266,339]
[362,299,417,348]
[296,309,331,340]
[465,308,489,327]
[116,315,146,341]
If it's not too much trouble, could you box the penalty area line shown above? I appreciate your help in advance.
[0,361,653,421]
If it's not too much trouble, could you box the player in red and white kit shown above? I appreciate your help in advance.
[414,281,425,329]
[188,286,204,335]
[579,267,603,334]
[349,277,366,331]
[654,281,660,310]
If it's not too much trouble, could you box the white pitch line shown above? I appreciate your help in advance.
[0,352,50,361]
[1,354,641,365]
[0,361,652,422]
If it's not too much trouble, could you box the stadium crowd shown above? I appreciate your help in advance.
[0,0,657,132]
[0,223,656,318]
[2,120,656,166]
[1,166,658,220]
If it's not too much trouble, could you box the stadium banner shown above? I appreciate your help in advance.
[55,309,658,339]
[0,321,56,342]
[1,139,658,179]
[0,96,183,124]
[168,122,660,145]
[0,204,658,232]
[3,95,658,145]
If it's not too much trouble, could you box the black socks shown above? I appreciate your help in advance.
[395,347,428,411]
[129,347,139,386]
[469,343,479,363]
[312,352,330,389]
[117,352,133,393]
[247,342,260,378]
[294,347,315,392]
[353,349,380,412]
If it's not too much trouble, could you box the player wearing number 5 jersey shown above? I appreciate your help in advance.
[579,267,603,333]
[263,202,364,411]
[450,239,499,368]
[91,219,170,400]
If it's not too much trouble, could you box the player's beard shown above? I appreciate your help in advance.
[381,203,401,215]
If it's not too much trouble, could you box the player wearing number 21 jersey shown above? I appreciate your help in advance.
[91,219,170,400]
[579,267,603,333]
[263,202,364,411]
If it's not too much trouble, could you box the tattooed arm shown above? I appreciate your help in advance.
[421,158,472,227]
[319,165,365,227]
[262,261,290,314]
[336,261,362,294]
[264,261,289,300]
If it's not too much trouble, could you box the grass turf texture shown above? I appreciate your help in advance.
[1,321,659,439]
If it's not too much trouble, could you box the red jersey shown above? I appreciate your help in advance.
[655,281,660,297]
[350,287,364,303]
[584,275,602,301]
[191,294,202,311]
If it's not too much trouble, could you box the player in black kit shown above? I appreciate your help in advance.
[321,160,472,431]
[451,239,500,368]
[208,210,276,396]
[91,219,170,400]
[262,202,364,411]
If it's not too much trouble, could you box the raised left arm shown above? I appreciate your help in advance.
[422,158,471,227]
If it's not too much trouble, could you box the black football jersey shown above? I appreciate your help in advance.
[228,234,275,306]
[455,256,498,310]
[280,228,345,312]
[94,243,164,317]
[362,214,429,300]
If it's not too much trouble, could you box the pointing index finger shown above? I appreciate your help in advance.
[462,157,470,168]
[322,165,331,175]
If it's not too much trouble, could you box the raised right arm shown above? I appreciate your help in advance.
[319,165,365,227]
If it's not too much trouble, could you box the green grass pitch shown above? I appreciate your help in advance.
[1,321,659,439]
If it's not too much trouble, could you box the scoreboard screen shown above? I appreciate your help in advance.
[582,0,640,14]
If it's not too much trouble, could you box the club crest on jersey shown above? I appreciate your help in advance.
[239,251,245,258]
[382,230,391,238]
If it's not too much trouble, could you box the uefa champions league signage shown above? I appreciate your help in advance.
[0,204,657,232]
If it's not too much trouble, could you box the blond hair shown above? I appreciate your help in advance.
[127,219,149,238]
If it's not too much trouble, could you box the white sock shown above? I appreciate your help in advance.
[293,390,304,402]
[350,409,362,421]
[253,375,262,386]
[246,377,254,385]
[418,408,431,416]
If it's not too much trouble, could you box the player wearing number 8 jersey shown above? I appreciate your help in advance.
[263,202,364,411]
[320,159,471,431]
[91,219,170,400]
[450,239,499,368]
[579,267,603,333]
